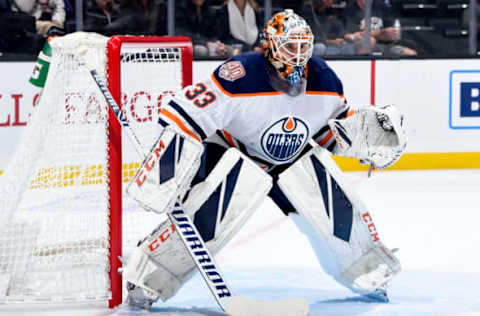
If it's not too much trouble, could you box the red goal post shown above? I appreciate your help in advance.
[107,36,193,307]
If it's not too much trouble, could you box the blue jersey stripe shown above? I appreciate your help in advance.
[158,117,169,127]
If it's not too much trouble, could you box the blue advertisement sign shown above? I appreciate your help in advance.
[450,70,480,129]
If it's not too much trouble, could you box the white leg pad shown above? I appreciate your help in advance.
[182,148,272,253]
[123,217,196,301]
[123,148,272,301]
[278,145,400,295]
[123,243,184,301]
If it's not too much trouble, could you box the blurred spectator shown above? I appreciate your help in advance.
[344,0,417,56]
[176,0,228,57]
[1,0,9,11]
[142,0,167,35]
[83,0,119,35]
[117,0,166,35]
[218,0,263,54]
[1,0,45,55]
[11,0,65,37]
[275,0,303,12]
[300,0,372,56]
[63,0,73,17]
[84,0,162,36]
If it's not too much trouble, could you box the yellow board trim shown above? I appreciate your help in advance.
[0,153,479,188]
[333,152,480,171]
[0,163,140,189]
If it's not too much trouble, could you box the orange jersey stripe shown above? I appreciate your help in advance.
[160,108,201,142]
[318,130,333,146]
[306,91,344,98]
[222,130,236,147]
[211,74,283,97]
[317,110,353,147]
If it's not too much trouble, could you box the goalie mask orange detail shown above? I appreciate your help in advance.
[261,9,314,95]
[262,9,313,70]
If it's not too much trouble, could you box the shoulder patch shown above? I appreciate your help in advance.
[218,61,246,82]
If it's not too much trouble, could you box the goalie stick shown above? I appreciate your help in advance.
[89,69,309,315]
[89,69,234,311]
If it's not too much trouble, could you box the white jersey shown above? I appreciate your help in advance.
[160,52,352,170]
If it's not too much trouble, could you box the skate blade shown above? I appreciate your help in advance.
[364,288,389,303]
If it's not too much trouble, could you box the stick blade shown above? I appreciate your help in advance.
[226,296,309,316]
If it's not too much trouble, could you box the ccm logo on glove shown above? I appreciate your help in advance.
[135,140,166,187]
[362,212,380,242]
[148,224,176,251]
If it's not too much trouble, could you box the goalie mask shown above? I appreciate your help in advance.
[262,9,314,96]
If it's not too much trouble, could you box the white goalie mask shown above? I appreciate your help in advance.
[263,9,314,67]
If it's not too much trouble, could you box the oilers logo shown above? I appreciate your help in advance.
[261,117,309,162]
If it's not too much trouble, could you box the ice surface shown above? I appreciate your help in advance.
[1,169,479,316]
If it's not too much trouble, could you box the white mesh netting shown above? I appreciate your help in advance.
[0,32,187,303]
[119,41,184,264]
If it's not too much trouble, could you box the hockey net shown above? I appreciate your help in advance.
[0,32,192,307]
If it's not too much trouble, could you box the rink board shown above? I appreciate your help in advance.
[2,59,480,172]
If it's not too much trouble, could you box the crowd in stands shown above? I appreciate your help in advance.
[0,0,476,58]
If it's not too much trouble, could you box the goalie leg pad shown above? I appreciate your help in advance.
[127,126,205,214]
[278,145,400,296]
[182,148,272,250]
[123,147,272,301]
[123,240,185,302]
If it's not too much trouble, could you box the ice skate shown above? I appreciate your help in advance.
[364,285,389,303]
[125,282,157,311]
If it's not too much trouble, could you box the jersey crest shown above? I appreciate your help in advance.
[261,117,309,162]
[218,61,246,82]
